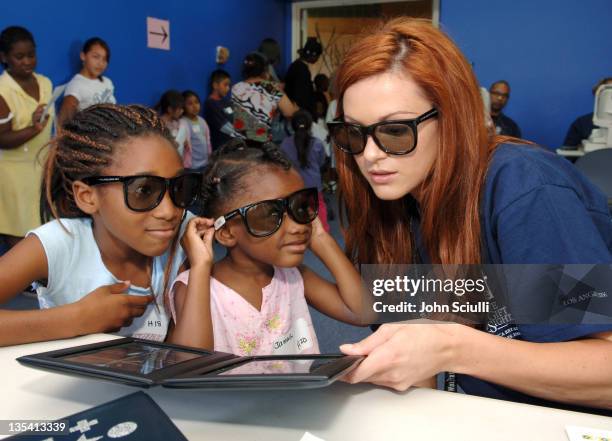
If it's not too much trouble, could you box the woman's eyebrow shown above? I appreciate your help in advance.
[385,110,420,118]
[344,110,420,124]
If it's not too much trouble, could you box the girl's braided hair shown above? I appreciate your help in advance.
[199,138,292,218]
[41,103,175,223]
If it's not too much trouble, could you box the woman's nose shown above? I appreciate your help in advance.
[361,134,387,163]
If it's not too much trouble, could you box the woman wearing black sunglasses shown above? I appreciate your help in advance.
[0,104,203,347]
[332,19,612,413]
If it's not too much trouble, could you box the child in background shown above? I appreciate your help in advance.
[158,89,191,167]
[168,140,363,354]
[310,73,332,165]
[313,73,330,121]
[0,26,53,249]
[58,37,116,127]
[181,90,212,170]
[0,104,202,347]
[281,110,329,232]
[232,53,297,142]
[204,69,242,150]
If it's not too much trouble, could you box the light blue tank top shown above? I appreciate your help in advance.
[28,215,192,341]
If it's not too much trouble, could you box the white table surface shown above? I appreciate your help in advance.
[556,146,585,157]
[1,334,610,440]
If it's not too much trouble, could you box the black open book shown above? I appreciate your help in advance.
[18,337,362,390]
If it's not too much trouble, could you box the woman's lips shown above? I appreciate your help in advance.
[368,170,397,184]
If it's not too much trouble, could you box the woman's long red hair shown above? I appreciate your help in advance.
[336,18,511,265]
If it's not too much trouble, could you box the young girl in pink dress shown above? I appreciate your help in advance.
[169,139,363,355]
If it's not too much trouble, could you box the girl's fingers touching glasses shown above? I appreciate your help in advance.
[310,217,327,240]
[192,217,215,232]
[182,217,215,268]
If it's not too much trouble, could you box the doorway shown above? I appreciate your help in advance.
[291,0,440,78]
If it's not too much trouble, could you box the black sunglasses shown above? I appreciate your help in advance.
[327,108,438,155]
[213,187,319,238]
[82,173,201,212]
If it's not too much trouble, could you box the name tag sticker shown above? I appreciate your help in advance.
[272,318,313,354]
[120,302,169,341]
[192,125,201,133]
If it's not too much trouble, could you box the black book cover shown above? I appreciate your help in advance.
[6,391,187,440]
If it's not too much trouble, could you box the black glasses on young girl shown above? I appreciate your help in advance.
[82,173,201,212]
[327,108,438,155]
[213,187,319,238]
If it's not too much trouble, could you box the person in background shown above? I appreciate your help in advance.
[232,52,297,142]
[258,38,281,82]
[204,69,242,150]
[281,110,329,232]
[0,26,52,250]
[489,80,521,138]
[158,89,191,167]
[324,75,339,200]
[58,37,115,127]
[181,90,211,170]
[284,37,322,117]
[563,77,612,147]
[313,73,330,122]
[311,73,332,158]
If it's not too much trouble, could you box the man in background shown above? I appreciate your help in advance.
[284,37,322,116]
[490,80,522,138]
[563,77,612,147]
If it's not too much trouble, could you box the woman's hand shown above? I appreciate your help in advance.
[340,321,462,390]
[181,217,215,269]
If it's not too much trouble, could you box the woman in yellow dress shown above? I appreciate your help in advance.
[0,26,52,248]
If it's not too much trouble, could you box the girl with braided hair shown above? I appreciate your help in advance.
[0,104,204,347]
[168,139,364,354]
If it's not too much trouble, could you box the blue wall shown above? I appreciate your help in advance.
[1,0,286,107]
[438,0,612,148]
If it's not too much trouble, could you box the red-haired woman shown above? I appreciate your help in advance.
[328,18,612,413]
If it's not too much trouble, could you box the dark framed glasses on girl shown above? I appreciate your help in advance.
[213,188,319,238]
[327,108,438,155]
[82,173,201,212]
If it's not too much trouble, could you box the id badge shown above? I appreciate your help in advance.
[272,318,314,355]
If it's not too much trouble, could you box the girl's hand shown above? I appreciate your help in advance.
[181,217,215,269]
[309,216,330,252]
[340,322,462,391]
[31,104,49,132]
[75,281,153,333]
